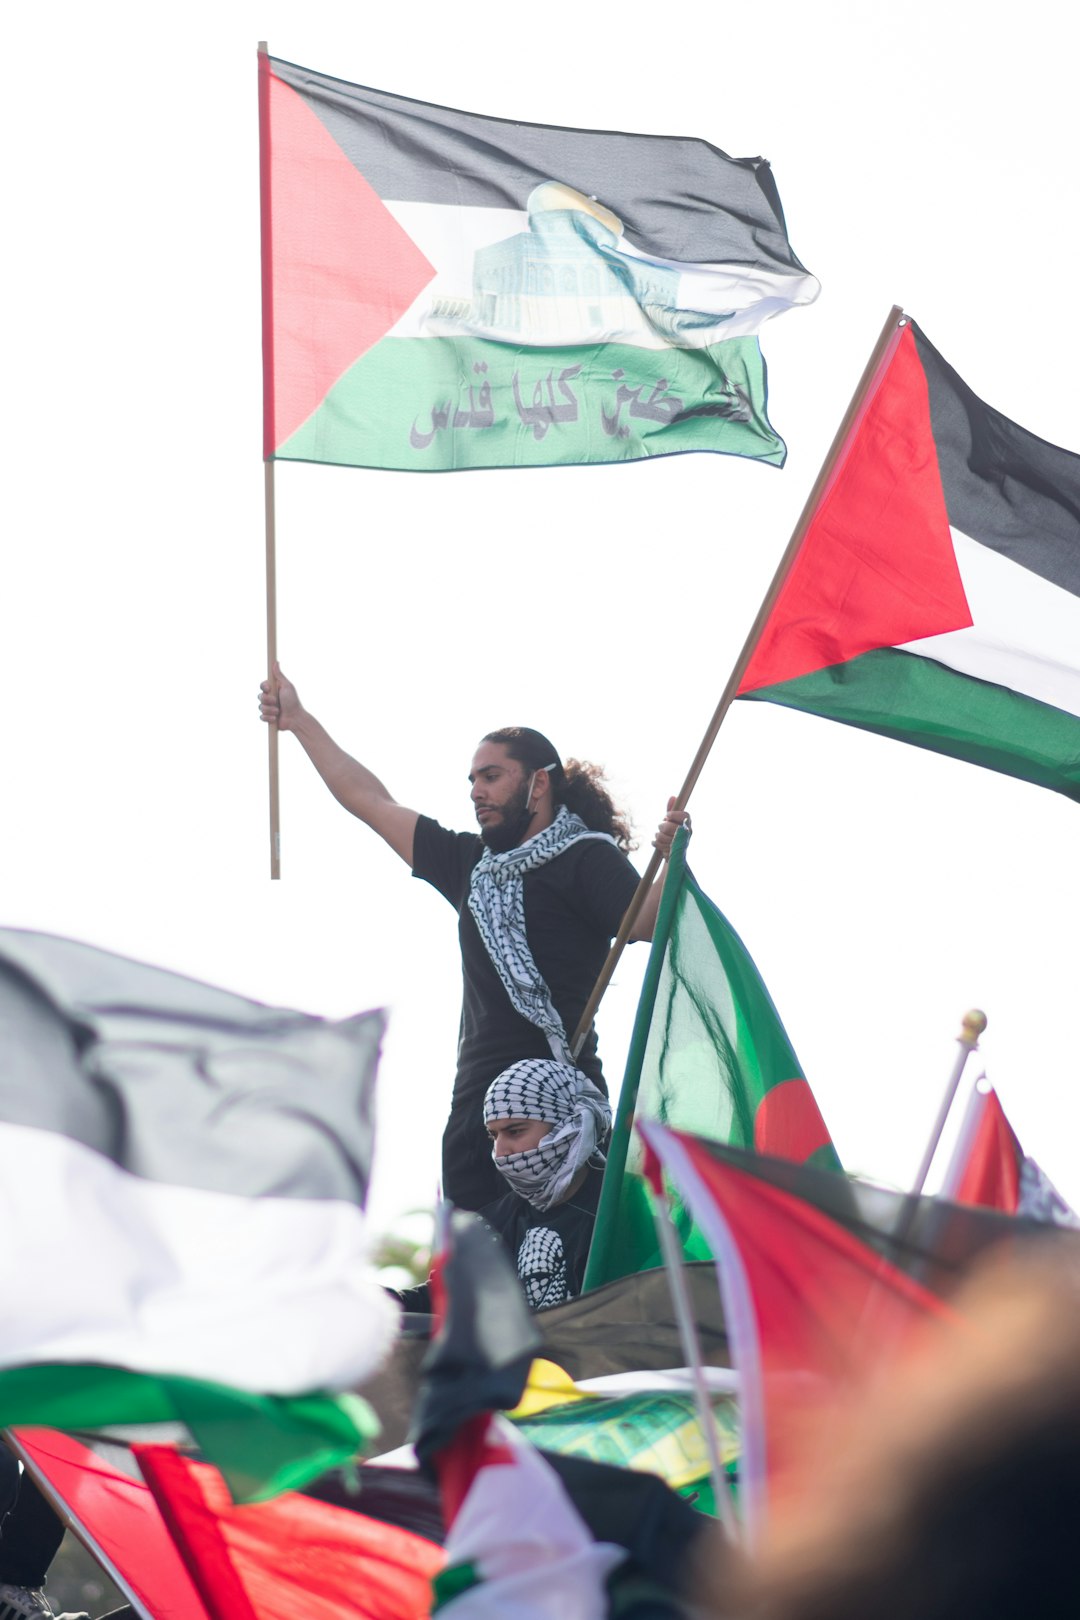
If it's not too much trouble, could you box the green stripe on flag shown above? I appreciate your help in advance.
[0,1364,377,1503]
[276,335,784,470]
[432,1561,483,1610]
[584,831,840,1290]
[741,646,1080,802]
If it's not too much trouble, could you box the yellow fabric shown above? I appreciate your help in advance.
[507,1357,593,1417]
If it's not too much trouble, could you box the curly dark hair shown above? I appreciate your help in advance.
[481,726,635,851]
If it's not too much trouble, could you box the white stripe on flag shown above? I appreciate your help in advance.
[0,1121,397,1392]
[638,1121,766,1544]
[441,1416,624,1619]
[384,198,817,347]
[900,529,1080,718]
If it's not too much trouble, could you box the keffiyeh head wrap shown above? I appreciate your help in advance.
[484,1057,611,1212]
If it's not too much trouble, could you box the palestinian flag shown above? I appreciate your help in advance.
[413,1210,708,1616]
[11,1428,211,1620]
[136,1445,442,1620]
[259,52,818,472]
[738,316,1080,802]
[941,1082,1080,1226]
[638,1124,1080,1537]
[0,929,398,1501]
[583,828,840,1291]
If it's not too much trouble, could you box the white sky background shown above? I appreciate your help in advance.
[5,2,1079,1237]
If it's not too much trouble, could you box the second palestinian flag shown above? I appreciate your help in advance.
[0,929,397,1499]
[739,317,1080,802]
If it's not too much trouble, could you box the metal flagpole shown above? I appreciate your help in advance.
[569,303,908,1058]
[258,40,281,880]
[3,1431,155,1620]
[854,1009,988,1354]
[649,1188,740,1541]
[909,1008,988,1199]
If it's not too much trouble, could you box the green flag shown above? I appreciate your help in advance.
[583,830,841,1289]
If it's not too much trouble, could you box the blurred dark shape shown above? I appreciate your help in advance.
[697,1241,1080,1618]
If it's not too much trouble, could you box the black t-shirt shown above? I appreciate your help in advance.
[412,816,639,1209]
[395,1164,604,1316]
[479,1163,604,1311]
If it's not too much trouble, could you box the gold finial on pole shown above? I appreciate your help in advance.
[910,1009,989,1199]
[959,1008,988,1047]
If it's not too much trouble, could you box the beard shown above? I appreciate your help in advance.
[479,779,536,852]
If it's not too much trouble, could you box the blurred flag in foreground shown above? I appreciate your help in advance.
[738,317,1080,803]
[941,1082,1080,1226]
[0,929,396,1499]
[639,1123,1080,1538]
[412,1210,707,1616]
[137,1444,442,1620]
[584,830,840,1290]
[259,51,818,471]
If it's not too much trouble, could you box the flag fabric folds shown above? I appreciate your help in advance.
[136,1444,443,1620]
[738,315,1080,802]
[367,1260,733,1456]
[583,830,840,1290]
[638,1124,1080,1538]
[259,51,818,472]
[12,1428,211,1620]
[412,1210,708,1617]
[0,928,397,1500]
[639,1123,954,1539]
[941,1083,1080,1225]
[511,1362,740,1517]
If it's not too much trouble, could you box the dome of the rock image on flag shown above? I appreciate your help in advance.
[258,51,819,472]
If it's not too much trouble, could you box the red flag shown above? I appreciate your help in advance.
[940,1085,1022,1214]
[13,1428,210,1620]
[135,1445,442,1620]
[638,1124,958,1536]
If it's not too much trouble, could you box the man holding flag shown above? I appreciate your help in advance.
[259,668,688,1209]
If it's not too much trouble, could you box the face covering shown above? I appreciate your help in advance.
[484,1057,611,1212]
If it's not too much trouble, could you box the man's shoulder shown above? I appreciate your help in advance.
[543,832,635,876]
[412,814,483,890]
[530,833,639,917]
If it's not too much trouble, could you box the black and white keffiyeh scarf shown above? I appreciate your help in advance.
[484,1057,611,1212]
[467,804,616,1066]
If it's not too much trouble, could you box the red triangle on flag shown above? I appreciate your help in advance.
[13,1429,211,1620]
[740,324,973,693]
[263,66,436,454]
[944,1087,1022,1214]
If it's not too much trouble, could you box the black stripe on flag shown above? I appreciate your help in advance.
[913,321,1080,597]
[269,55,805,270]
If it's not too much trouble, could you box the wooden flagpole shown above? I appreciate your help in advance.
[258,40,281,879]
[569,303,908,1058]
[265,458,281,879]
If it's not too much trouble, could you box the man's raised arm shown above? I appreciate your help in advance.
[627,799,693,941]
[258,661,419,865]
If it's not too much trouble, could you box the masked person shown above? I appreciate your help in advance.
[394,1057,610,1317]
[480,1057,611,1311]
[259,665,687,1210]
